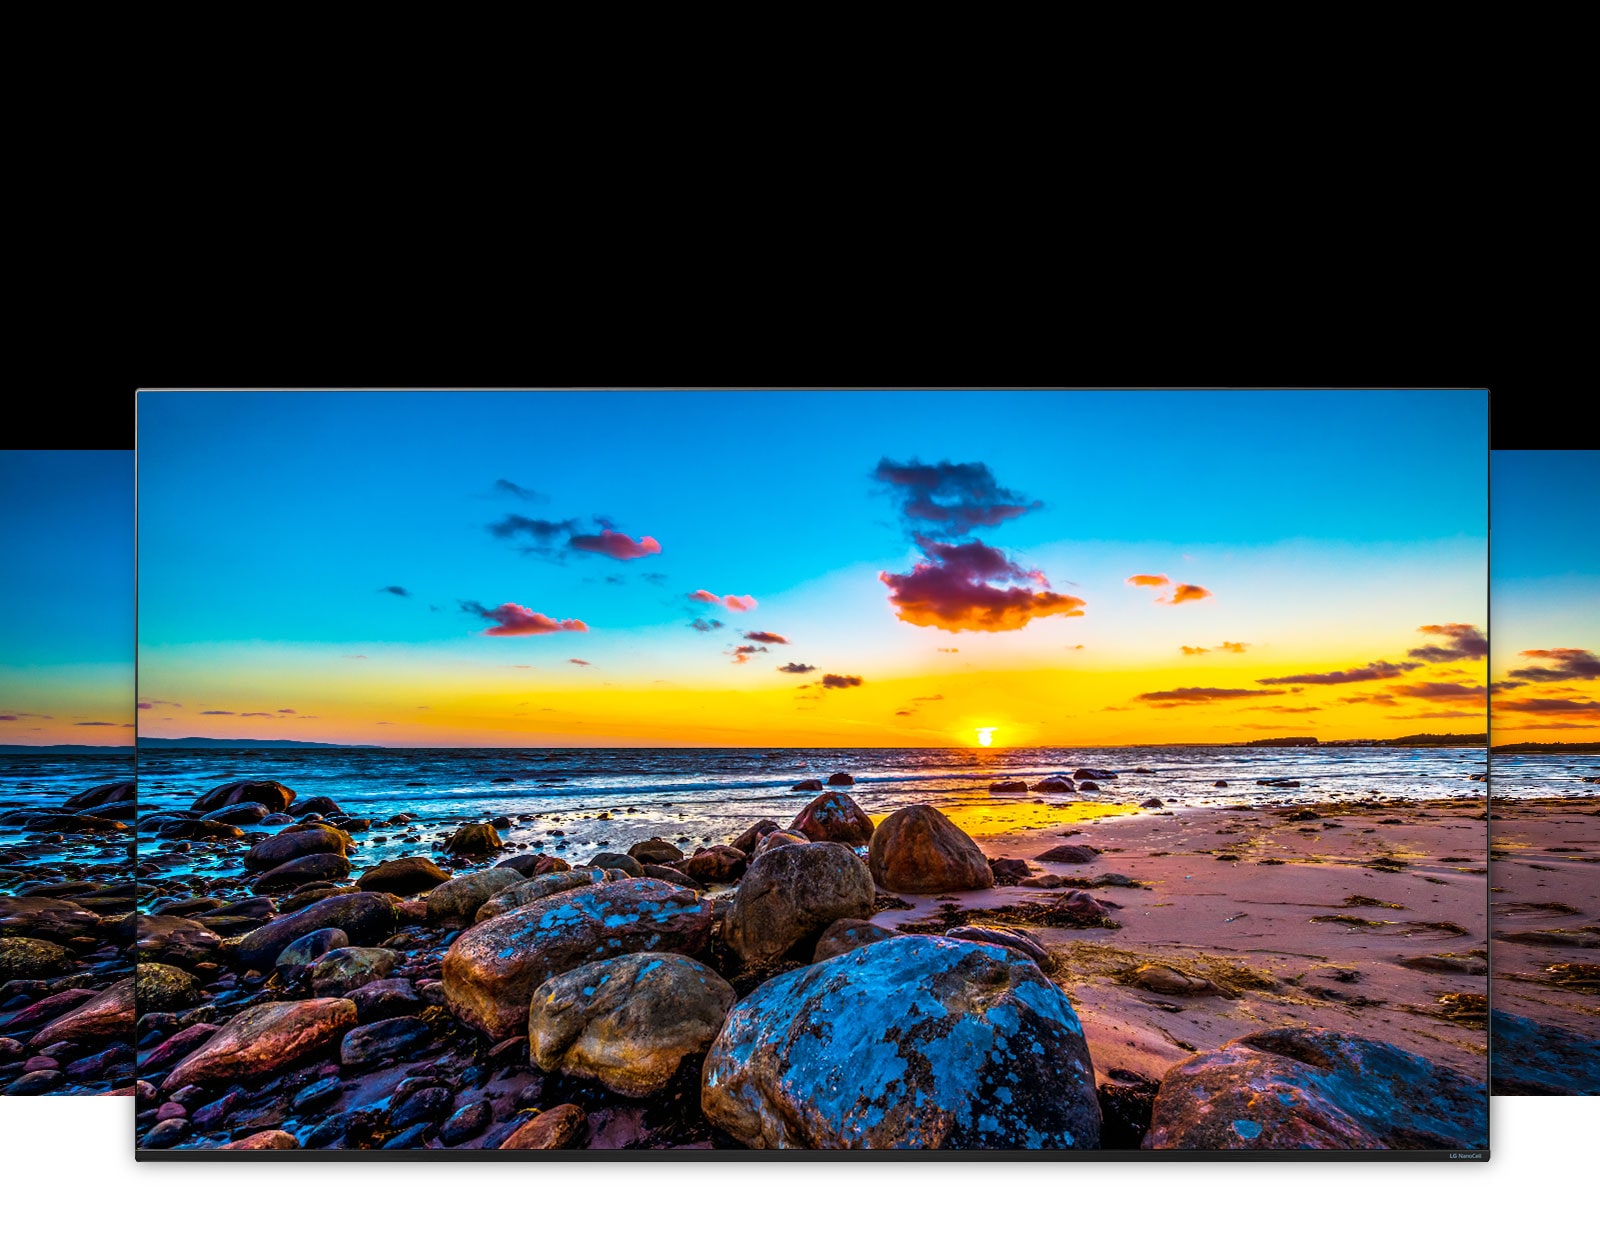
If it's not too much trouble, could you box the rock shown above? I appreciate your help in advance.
[234,893,400,969]
[1145,1027,1488,1149]
[1140,798,1164,809]
[1078,781,1101,792]
[439,1099,493,1144]
[1132,963,1219,996]
[157,818,244,842]
[341,1015,431,1068]
[682,845,747,883]
[291,1076,342,1113]
[220,1129,299,1149]
[141,1117,192,1149]
[1490,1010,1600,1095]
[1398,954,1488,975]
[753,830,809,858]
[792,791,875,845]
[497,853,568,877]
[162,998,356,1092]
[945,925,1052,968]
[442,877,716,1040]
[0,936,72,980]
[827,772,855,786]
[194,780,296,814]
[499,1103,586,1149]
[245,824,354,870]
[287,795,345,818]
[135,962,200,1013]
[274,928,350,978]
[31,977,135,1048]
[5,1071,62,1094]
[638,863,698,888]
[702,935,1101,1149]
[253,853,352,893]
[205,802,271,827]
[790,779,824,792]
[0,895,101,942]
[1033,775,1076,793]
[425,867,524,925]
[135,915,224,969]
[476,869,615,922]
[724,841,876,966]
[1073,769,1117,780]
[812,918,897,962]
[988,780,1028,794]
[589,853,645,876]
[443,823,503,855]
[988,857,1033,885]
[133,1022,219,1074]
[868,805,994,894]
[731,819,782,855]
[356,856,450,896]
[389,1084,453,1129]
[1214,780,1229,787]
[311,947,401,997]
[627,838,684,865]
[348,977,422,1022]
[1255,778,1302,788]
[529,952,736,1097]
[63,780,136,810]
[1037,844,1099,865]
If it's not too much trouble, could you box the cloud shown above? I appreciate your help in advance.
[380,585,410,597]
[1258,660,1422,685]
[938,647,959,653]
[689,618,724,632]
[1181,646,1210,656]
[278,709,296,714]
[1067,644,1084,651]
[1495,697,1600,716]
[1508,648,1600,682]
[1407,623,1488,663]
[1161,583,1213,605]
[821,674,864,689]
[642,572,669,585]
[569,658,591,666]
[1219,641,1251,653]
[570,528,662,560]
[1136,687,1288,706]
[1260,705,1323,714]
[880,538,1085,633]
[1507,722,1600,730]
[461,600,588,637]
[1126,574,1170,588]
[689,590,757,612]
[744,631,789,645]
[778,663,815,674]
[1386,711,1481,720]
[873,458,1040,538]
[74,721,115,726]
[895,710,913,716]
[494,479,545,502]
[729,645,768,664]
[1490,680,1527,692]
[0,712,51,720]
[1339,694,1400,706]
[137,700,181,710]
[913,694,944,702]
[201,710,235,716]
[488,514,577,546]
[240,712,274,718]
[1390,682,1488,703]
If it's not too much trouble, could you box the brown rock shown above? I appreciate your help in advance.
[682,845,747,883]
[812,917,898,962]
[499,1103,586,1149]
[31,977,135,1048]
[724,841,876,966]
[868,805,994,893]
[162,997,357,1091]
[220,1129,299,1149]
[792,791,875,844]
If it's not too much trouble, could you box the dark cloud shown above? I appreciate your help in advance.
[895,710,913,716]
[1490,680,1527,692]
[729,645,768,665]
[778,663,815,674]
[1339,694,1400,706]
[1258,660,1422,685]
[201,710,235,716]
[1386,711,1481,720]
[239,712,274,718]
[461,600,588,637]
[821,674,864,689]
[74,721,115,726]
[1508,648,1600,682]
[1495,697,1600,716]
[913,694,944,702]
[1136,687,1287,706]
[873,458,1040,538]
[138,700,180,709]
[487,514,577,545]
[689,618,725,632]
[880,537,1085,633]
[1407,623,1488,663]
[1162,583,1213,605]
[744,631,789,645]
[1390,681,1488,703]
[569,658,591,666]
[380,585,410,597]
[0,712,51,720]
[495,479,545,502]
[569,528,662,560]
[278,709,296,714]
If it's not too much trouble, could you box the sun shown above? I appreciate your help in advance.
[975,727,997,747]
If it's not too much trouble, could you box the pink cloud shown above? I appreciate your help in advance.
[467,602,589,637]
[880,538,1085,633]
[689,590,758,612]
[569,658,591,666]
[569,529,662,560]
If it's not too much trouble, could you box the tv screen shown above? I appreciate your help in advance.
[128,390,1492,1155]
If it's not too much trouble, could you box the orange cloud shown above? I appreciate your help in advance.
[1509,648,1600,682]
[690,590,758,612]
[1407,623,1488,662]
[1161,583,1213,605]
[1126,574,1169,587]
[881,538,1085,633]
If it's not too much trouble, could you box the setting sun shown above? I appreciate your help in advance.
[975,727,997,747]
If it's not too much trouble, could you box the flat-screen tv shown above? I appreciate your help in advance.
[122,390,1496,1155]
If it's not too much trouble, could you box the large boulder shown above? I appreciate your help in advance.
[723,841,875,966]
[252,853,351,893]
[1144,1027,1489,1150]
[442,878,715,1040]
[63,780,136,810]
[1490,1010,1600,1096]
[356,856,450,896]
[475,869,615,922]
[812,918,898,962]
[1037,843,1099,864]
[792,791,875,845]
[287,795,345,818]
[868,805,994,893]
[701,935,1101,1149]
[627,837,684,865]
[244,824,354,871]
[988,780,1028,794]
[310,947,401,997]
[1033,775,1076,793]
[194,780,296,814]
[31,977,135,1049]
[135,915,223,969]
[135,962,201,1013]
[529,953,736,1097]
[0,895,101,942]
[682,846,747,883]
[730,819,781,856]
[443,822,503,855]
[233,893,400,969]
[205,801,271,826]
[426,867,525,925]
[162,998,356,1092]
[0,936,72,980]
